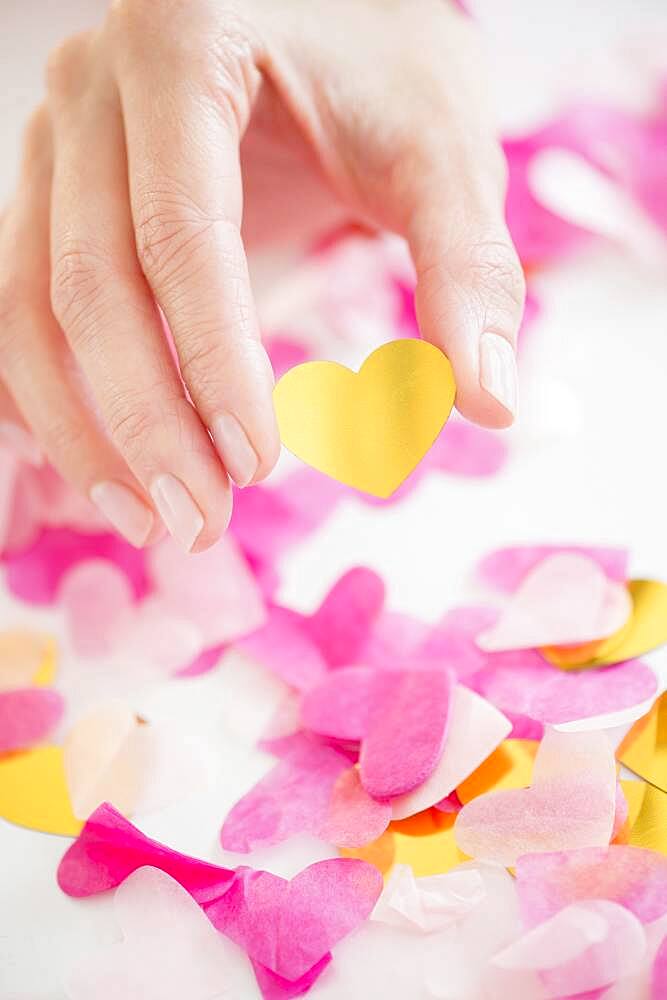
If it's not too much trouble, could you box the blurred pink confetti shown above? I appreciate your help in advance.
[0,687,64,752]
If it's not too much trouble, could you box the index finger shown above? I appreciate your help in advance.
[110,1,280,488]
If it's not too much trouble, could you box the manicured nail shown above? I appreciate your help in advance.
[90,481,154,548]
[479,332,518,416]
[0,421,43,467]
[150,473,204,553]
[212,413,258,487]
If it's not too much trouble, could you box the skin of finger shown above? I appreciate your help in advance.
[46,36,233,549]
[256,0,525,426]
[107,0,280,482]
[0,105,163,543]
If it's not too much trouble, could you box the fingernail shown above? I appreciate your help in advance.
[479,332,518,415]
[0,421,43,467]
[211,413,258,487]
[150,474,204,553]
[90,481,154,548]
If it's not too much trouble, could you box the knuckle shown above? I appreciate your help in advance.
[46,34,90,100]
[105,391,156,461]
[467,237,526,319]
[45,413,88,457]
[134,188,232,283]
[50,245,112,337]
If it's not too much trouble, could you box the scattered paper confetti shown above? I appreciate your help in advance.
[0,745,82,836]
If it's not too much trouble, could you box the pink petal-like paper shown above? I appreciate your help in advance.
[414,606,496,680]
[65,867,250,1000]
[148,536,266,647]
[476,545,629,594]
[652,935,667,1000]
[304,567,385,667]
[0,687,64,752]
[4,526,148,606]
[59,559,134,658]
[455,730,616,866]
[266,335,310,380]
[237,605,327,692]
[516,846,667,926]
[360,669,453,798]
[319,766,392,848]
[477,553,632,652]
[59,804,382,985]
[301,666,387,741]
[220,741,350,852]
[251,955,331,1000]
[472,649,657,727]
[206,859,382,982]
[491,900,645,998]
[391,686,511,820]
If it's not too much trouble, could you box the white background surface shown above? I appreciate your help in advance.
[1,1,667,997]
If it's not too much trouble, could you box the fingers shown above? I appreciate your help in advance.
[109,1,280,486]
[46,37,233,552]
[0,106,158,547]
[0,383,44,468]
[408,177,525,428]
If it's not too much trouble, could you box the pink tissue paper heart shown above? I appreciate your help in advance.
[652,934,667,1000]
[471,649,657,728]
[454,729,616,865]
[515,846,667,927]
[476,553,632,652]
[58,803,382,987]
[0,687,64,752]
[491,899,645,998]
[221,738,390,851]
[476,545,629,594]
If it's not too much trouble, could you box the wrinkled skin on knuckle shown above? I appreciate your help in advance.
[466,238,526,325]
[50,247,115,340]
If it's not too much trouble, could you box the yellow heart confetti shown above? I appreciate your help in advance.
[617,693,667,793]
[273,339,456,497]
[542,579,667,669]
[0,746,82,837]
[625,781,667,855]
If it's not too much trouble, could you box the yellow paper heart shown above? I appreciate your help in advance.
[0,746,82,837]
[273,339,456,497]
[542,579,667,669]
[617,692,667,793]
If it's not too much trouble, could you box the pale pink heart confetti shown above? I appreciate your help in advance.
[0,687,64,752]
[318,766,392,848]
[236,605,328,693]
[59,559,135,658]
[372,864,485,933]
[476,545,629,594]
[471,649,657,728]
[515,846,667,927]
[58,803,382,988]
[476,553,632,652]
[390,686,511,820]
[454,729,616,866]
[491,900,646,998]
[65,867,251,1000]
[147,536,266,648]
[360,669,453,798]
[220,741,350,853]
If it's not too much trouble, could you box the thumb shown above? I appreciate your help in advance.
[404,159,525,429]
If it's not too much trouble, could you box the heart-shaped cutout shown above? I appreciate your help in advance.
[454,729,616,865]
[273,339,456,497]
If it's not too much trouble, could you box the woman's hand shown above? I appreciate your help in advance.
[0,0,525,552]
